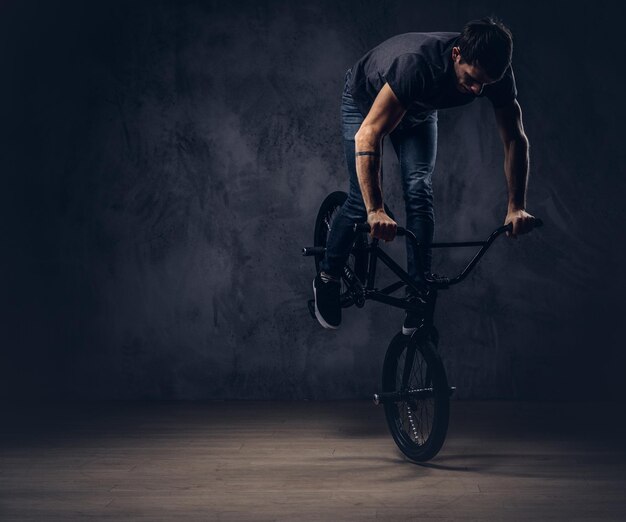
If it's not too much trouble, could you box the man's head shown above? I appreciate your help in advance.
[452,17,513,96]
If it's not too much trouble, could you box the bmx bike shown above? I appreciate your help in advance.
[302,191,542,462]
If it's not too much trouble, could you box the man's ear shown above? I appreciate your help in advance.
[451,46,460,62]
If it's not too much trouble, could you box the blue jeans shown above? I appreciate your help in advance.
[320,69,437,293]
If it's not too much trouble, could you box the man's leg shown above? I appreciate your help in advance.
[318,139,368,278]
[390,112,438,333]
[315,70,367,329]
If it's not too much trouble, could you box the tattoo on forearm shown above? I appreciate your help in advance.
[355,147,383,214]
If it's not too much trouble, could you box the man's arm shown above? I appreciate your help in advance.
[494,99,536,237]
[354,83,406,241]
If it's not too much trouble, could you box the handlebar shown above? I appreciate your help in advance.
[354,219,543,237]
[353,218,544,288]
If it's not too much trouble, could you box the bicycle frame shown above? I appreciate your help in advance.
[303,221,538,318]
[304,211,543,459]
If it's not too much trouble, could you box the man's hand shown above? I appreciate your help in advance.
[367,209,397,241]
[504,209,536,238]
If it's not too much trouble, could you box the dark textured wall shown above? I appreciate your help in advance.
[2,0,624,399]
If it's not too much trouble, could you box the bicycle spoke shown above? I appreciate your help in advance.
[323,210,334,232]
[393,343,436,447]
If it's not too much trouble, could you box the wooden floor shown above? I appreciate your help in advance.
[1,401,625,521]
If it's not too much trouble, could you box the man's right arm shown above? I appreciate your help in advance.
[354,83,406,241]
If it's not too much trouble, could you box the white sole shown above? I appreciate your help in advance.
[402,326,418,336]
[313,279,339,330]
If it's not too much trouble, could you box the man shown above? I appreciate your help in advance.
[313,17,537,333]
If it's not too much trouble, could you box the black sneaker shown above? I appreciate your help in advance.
[402,294,426,336]
[313,273,341,329]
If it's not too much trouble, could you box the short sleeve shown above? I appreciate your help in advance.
[383,53,426,109]
[482,65,517,108]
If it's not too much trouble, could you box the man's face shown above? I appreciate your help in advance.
[451,46,495,96]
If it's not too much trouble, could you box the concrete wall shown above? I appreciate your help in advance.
[2,0,624,399]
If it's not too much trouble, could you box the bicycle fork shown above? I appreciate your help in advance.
[373,335,431,406]
[373,325,455,406]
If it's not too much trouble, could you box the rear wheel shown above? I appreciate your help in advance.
[313,191,395,286]
[382,331,449,462]
[313,191,368,286]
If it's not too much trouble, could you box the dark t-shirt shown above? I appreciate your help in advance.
[348,32,517,129]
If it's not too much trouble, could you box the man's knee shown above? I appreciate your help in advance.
[343,198,367,221]
[404,174,433,213]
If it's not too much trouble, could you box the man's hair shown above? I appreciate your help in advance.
[457,17,513,81]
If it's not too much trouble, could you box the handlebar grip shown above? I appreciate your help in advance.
[353,223,406,236]
[504,217,544,234]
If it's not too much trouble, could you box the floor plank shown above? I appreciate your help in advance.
[0,401,624,521]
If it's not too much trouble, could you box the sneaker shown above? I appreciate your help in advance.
[402,312,422,336]
[313,273,341,329]
[402,294,426,336]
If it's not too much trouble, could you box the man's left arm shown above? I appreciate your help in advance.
[494,99,537,237]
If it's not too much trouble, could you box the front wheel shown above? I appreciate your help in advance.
[382,331,450,462]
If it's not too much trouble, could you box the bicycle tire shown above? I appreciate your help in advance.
[382,331,450,462]
[313,191,368,284]
[313,191,395,284]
